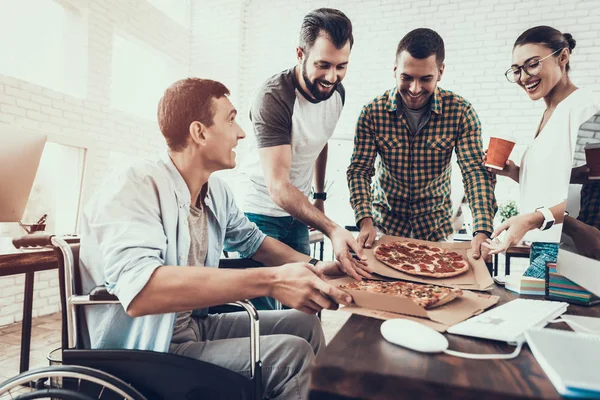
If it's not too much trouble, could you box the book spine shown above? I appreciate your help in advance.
[545,262,552,299]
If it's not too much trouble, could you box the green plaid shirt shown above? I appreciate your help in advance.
[347,86,497,241]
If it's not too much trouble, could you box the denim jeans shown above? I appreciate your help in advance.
[245,212,311,310]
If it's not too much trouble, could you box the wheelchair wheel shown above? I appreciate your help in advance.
[0,365,147,400]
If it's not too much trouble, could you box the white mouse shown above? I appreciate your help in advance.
[380,319,449,353]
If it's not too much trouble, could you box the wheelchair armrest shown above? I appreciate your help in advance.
[12,233,55,248]
[218,258,263,269]
[226,300,261,378]
[89,286,119,301]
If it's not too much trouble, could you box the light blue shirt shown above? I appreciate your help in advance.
[79,151,266,352]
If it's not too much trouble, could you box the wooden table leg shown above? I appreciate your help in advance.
[19,272,35,373]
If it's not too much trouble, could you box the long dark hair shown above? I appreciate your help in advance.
[514,26,576,72]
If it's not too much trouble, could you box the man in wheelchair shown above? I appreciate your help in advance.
[77,77,372,399]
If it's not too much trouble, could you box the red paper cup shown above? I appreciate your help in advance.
[585,143,600,180]
[485,137,515,170]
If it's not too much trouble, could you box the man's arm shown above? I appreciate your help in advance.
[563,215,600,261]
[347,106,379,247]
[251,236,373,281]
[127,261,354,317]
[260,144,337,234]
[127,266,271,317]
[259,145,369,278]
[313,143,328,213]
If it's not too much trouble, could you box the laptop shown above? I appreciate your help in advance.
[0,127,47,222]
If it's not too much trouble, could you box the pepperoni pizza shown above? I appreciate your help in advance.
[339,279,463,309]
[374,241,469,278]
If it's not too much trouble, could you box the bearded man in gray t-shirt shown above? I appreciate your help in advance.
[244,9,370,310]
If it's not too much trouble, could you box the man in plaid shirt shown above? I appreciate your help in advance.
[347,28,497,260]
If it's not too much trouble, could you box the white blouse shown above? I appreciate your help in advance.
[519,88,600,243]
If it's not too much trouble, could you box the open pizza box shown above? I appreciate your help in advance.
[364,235,495,291]
[331,276,499,332]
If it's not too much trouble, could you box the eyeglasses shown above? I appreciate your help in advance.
[504,48,564,83]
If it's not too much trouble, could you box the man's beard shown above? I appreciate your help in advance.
[302,58,338,101]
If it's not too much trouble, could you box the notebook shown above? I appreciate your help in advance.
[505,274,545,296]
[525,328,600,398]
[545,262,600,306]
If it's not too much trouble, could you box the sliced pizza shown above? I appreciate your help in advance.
[374,241,469,278]
[339,280,463,309]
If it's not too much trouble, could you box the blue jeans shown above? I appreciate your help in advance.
[245,212,311,310]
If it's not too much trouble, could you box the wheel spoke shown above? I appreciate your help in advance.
[98,385,105,399]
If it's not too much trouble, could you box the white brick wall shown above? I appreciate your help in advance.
[0,0,191,327]
[576,113,600,163]
[2,0,599,326]
[191,0,600,225]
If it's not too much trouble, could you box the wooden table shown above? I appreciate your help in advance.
[310,287,600,399]
[0,248,58,373]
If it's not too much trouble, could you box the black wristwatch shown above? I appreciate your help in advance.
[473,230,492,238]
[313,192,327,200]
[308,258,320,266]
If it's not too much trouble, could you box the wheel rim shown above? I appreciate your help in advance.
[0,366,147,400]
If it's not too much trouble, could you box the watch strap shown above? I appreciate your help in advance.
[473,230,492,238]
[308,258,320,266]
[535,207,555,231]
[313,192,327,200]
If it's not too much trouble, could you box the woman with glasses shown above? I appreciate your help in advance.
[483,26,600,258]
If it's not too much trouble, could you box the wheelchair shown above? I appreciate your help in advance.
[0,234,263,399]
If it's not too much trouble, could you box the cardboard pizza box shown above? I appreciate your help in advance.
[363,235,495,291]
[331,276,499,332]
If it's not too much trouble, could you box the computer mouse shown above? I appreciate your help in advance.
[380,319,449,353]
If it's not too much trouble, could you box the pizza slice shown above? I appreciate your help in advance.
[374,241,469,278]
[339,280,463,309]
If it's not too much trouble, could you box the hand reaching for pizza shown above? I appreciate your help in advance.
[471,232,491,262]
[329,226,372,281]
[483,213,542,255]
[358,217,377,248]
[314,259,373,280]
[270,262,353,314]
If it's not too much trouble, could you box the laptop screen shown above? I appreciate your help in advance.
[558,109,600,296]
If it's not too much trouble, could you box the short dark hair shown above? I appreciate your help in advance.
[157,78,230,152]
[514,26,576,72]
[396,28,445,66]
[299,8,353,51]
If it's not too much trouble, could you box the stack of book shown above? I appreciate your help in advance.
[546,262,600,305]
[505,274,545,295]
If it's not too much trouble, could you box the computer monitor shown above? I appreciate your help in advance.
[0,127,47,222]
[556,110,600,297]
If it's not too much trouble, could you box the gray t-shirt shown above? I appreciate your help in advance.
[400,102,431,136]
[172,202,209,336]
[243,67,345,217]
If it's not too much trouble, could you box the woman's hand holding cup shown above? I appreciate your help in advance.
[482,136,519,182]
